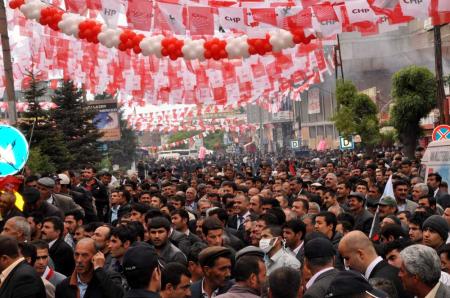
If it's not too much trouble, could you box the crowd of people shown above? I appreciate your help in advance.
[1,148,450,298]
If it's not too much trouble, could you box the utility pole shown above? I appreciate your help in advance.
[434,25,449,125]
[0,0,17,125]
[258,104,264,155]
[334,34,344,81]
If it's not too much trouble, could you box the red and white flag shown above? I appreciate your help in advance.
[126,0,153,31]
[345,0,378,24]
[187,6,215,36]
[399,0,430,18]
[218,7,247,31]
[101,0,121,28]
[154,3,186,34]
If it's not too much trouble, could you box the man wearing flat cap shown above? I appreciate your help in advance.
[36,177,84,216]
[190,246,233,298]
[348,192,373,235]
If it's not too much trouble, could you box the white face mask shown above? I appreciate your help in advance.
[259,237,277,254]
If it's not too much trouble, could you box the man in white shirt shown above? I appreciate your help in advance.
[282,219,306,264]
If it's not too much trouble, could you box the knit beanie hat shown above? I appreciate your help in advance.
[422,215,449,241]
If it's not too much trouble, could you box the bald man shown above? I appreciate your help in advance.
[55,238,124,298]
[338,231,410,298]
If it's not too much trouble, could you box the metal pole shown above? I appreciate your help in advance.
[434,25,449,125]
[0,0,17,125]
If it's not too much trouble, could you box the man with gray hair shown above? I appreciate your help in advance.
[1,216,31,242]
[399,244,450,297]
[412,183,429,202]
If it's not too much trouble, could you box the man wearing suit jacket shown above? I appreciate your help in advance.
[227,195,250,231]
[36,177,84,216]
[41,216,75,277]
[0,235,46,298]
[171,209,201,246]
[339,230,410,298]
[190,246,233,298]
[303,238,339,298]
[400,244,450,298]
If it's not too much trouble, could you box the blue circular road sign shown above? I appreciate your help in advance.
[0,125,29,177]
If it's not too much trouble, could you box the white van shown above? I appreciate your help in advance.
[421,139,450,183]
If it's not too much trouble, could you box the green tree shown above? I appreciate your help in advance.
[107,109,137,168]
[50,80,103,169]
[26,147,56,175]
[204,131,224,150]
[333,80,380,155]
[391,66,436,158]
[19,72,72,171]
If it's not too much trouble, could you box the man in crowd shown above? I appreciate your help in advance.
[399,244,450,297]
[160,263,192,298]
[0,236,46,298]
[260,225,300,274]
[32,240,66,287]
[91,224,113,270]
[422,215,449,251]
[63,210,84,249]
[148,217,187,265]
[123,243,161,298]
[348,192,373,234]
[338,230,408,297]
[79,166,109,221]
[1,216,31,243]
[282,219,306,264]
[190,246,233,298]
[36,177,84,216]
[216,255,267,298]
[41,216,75,277]
[171,209,201,245]
[303,237,339,298]
[55,238,124,298]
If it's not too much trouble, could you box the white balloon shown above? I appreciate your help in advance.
[140,35,164,58]
[20,0,46,20]
[269,30,294,52]
[182,39,205,60]
[98,28,122,48]
[58,13,85,37]
[226,36,249,59]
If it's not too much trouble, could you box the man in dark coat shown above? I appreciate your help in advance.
[190,246,233,298]
[339,231,411,298]
[303,238,339,298]
[0,235,46,298]
[55,238,124,298]
[41,216,75,276]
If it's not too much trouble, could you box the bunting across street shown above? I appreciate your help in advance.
[1,0,450,132]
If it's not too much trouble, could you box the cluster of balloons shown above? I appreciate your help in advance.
[292,28,315,45]
[118,30,145,54]
[78,20,102,43]
[9,0,24,9]
[248,36,273,56]
[39,7,63,31]
[161,37,184,61]
[204,38,228,60]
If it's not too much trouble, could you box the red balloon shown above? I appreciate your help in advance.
[118,43,127,51]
